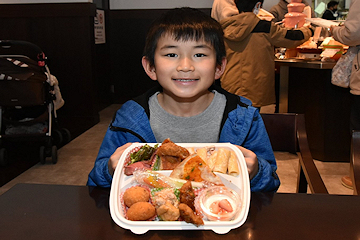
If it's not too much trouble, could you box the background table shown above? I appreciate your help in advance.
[1,183,360,240]
[275,59,351,162]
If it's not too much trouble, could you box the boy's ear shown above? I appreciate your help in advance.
[215,57,227,80]
[142,56,157,81]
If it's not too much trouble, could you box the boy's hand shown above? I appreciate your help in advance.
[235,145,259,180]
[108,143,133,176]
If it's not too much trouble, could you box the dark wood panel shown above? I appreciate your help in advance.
[0,3,100,139]
[0,3,96,18]
[288,67,351,162]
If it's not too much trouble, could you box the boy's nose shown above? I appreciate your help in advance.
[176,57,195,72]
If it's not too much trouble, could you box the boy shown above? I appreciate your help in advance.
[87,7,280,192]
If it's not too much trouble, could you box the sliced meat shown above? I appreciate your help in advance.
[124,160,152,176]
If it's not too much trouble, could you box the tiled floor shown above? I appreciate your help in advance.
[0,104,354,195]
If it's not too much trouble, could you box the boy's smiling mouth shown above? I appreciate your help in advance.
[175,79,196,82]
[173,78,199,82]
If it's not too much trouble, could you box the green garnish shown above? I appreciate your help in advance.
[173,189,180,199]
[152,155,161,171]
[130,144,158,164]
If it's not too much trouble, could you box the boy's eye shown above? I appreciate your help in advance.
[194,53,206,58]
[165,53,177,57]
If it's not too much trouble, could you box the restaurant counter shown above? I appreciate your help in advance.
[275,59,351,162]
[1,183,360,240]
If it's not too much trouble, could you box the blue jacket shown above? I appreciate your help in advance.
[87,85,280,192]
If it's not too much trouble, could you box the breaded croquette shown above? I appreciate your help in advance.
[127,202,156,221]
[123,186,150,208]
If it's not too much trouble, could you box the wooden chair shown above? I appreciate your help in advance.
[350,131,360,195]
[261,113,328,194]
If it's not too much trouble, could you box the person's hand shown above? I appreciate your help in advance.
[108,142,133,176]
[303,21,311,28]
[235,145,259,180]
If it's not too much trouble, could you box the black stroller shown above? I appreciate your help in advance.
[0,40,70,166]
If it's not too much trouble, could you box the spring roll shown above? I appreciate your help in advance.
[196,148,208,164]
[212,148,231,174]
[227,150,239,176]
[207,151,218,170]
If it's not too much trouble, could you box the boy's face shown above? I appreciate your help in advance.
[142,34,226,100]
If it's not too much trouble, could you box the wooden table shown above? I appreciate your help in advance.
[1,183,360,240]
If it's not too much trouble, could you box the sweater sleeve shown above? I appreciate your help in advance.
[332,0,360,47]
[269,23,313,48]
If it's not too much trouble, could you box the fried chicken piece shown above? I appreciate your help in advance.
[156,201,180,221]
[179,180,196,211]
[179,203,204,226]
[156,139,190,169]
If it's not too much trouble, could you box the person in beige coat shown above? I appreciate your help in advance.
[331,0,360,189]
[216,0,312,108]
[211,0,239,22]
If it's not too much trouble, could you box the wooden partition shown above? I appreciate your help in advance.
[0,3,102,139]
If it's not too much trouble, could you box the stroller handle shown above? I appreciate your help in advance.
[0,40,47,67]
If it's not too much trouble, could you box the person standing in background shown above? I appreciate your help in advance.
[213,0,313,110]
[322,1,339,20]
[331,0,360,189]
[269,0,315,23]
[211,0,239,22]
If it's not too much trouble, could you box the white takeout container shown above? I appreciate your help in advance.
[109,143,251,234]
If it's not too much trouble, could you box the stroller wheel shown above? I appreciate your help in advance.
[61,128,71,144]
[52,129,63,148]
[39,146,46,164]
[51,145,58,164]
[0,148,8,167]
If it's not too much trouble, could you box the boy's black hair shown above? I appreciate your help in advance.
[327,1,338,8]
[235,0,264,13]
[142,7,226,67]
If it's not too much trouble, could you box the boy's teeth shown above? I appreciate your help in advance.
[177,79,193,82]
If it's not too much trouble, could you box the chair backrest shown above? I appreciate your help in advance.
[261,113,328,194]
[351,131,360,195]
[260,113,298,153]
